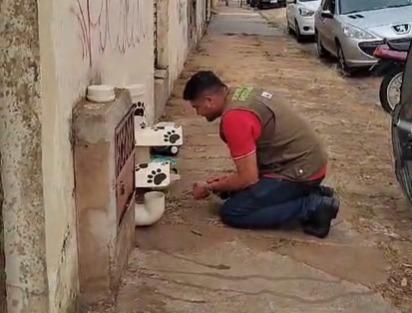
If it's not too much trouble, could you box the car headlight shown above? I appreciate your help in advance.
[299,8,315,16]
[343,25,376,40]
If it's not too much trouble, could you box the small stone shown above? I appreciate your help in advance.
[401,278,408,287]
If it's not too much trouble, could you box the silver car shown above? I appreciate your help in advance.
[314,0,412,72]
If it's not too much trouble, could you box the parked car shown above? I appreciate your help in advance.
[286,0,321,41]
[251,0,286,9]
[314,0,412,74]
[392,42,412,204]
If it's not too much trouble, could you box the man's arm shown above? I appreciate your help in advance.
[192,110,261,199]
[208,153,259,192]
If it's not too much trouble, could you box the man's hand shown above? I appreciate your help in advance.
[207,153,259,192]
[193,182,211,200]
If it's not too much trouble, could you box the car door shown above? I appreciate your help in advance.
[392,43,412,203]
[317,0,336,53]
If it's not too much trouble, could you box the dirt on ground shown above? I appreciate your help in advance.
[87,4,412,313]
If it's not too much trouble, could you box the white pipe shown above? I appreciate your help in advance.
[135,191,165,226]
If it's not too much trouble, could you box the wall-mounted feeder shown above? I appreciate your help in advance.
[135,124,183,147]
[135,161,170,189]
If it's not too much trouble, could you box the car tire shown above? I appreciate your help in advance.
[315,31,327,58]
[336,42,353,75]
[295,20,303,42]
[379,67,403,114]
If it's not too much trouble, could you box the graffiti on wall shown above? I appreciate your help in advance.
[72,0,148,67]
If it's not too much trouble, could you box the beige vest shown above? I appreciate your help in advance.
[220,87,328,181]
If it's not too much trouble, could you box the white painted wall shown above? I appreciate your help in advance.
[168,0,189,89]
[38,0,154,312]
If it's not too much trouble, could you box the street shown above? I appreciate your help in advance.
[99,5,412,313]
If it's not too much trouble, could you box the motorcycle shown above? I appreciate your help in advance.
[372,39,410,114]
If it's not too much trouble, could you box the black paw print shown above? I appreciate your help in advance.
[135,102,145,117]
[136,163,149,171]
[147,169,167,185]
[164,130,180,144]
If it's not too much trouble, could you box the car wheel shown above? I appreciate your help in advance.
[379,68,403,114]
[336,42,353,75]
[315,31,327,58]
[295,20,303,42]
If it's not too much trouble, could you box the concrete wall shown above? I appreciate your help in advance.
[1,0,154,312]
[0,1,50,313]
[38,0,154,312]
[1,0,208,311]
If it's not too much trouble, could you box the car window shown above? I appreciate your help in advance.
[340,0,412,15]
[400,44,412,119]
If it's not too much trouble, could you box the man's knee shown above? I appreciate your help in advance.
[220,203,246,228]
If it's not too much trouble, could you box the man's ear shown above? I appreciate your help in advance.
[204,95,214,107]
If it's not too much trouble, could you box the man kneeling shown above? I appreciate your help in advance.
[184,71,339,238]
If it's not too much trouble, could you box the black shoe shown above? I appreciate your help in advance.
[317,186,335,197]
[303,197,340,239]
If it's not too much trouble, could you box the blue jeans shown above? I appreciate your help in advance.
[220,178,322,229]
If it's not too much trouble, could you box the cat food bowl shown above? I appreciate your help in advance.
[87,85,115,103]
[144,191,165,216]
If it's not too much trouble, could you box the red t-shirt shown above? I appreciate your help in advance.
[221,110,327,181]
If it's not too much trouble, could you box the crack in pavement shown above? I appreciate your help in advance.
[154,250,232,270]
[139,267,342,284]
[139,272,376,305]
[154,290,207,304]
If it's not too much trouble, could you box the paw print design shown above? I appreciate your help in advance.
[147,169,167,185]
[153,126,165,131]
[136,163,149,171]
[164,130,181,144]
[135,102,145,117]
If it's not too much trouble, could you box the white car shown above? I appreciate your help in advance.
[286,0,321,41]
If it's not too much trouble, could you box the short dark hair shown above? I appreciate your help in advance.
[183,71,226,101]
